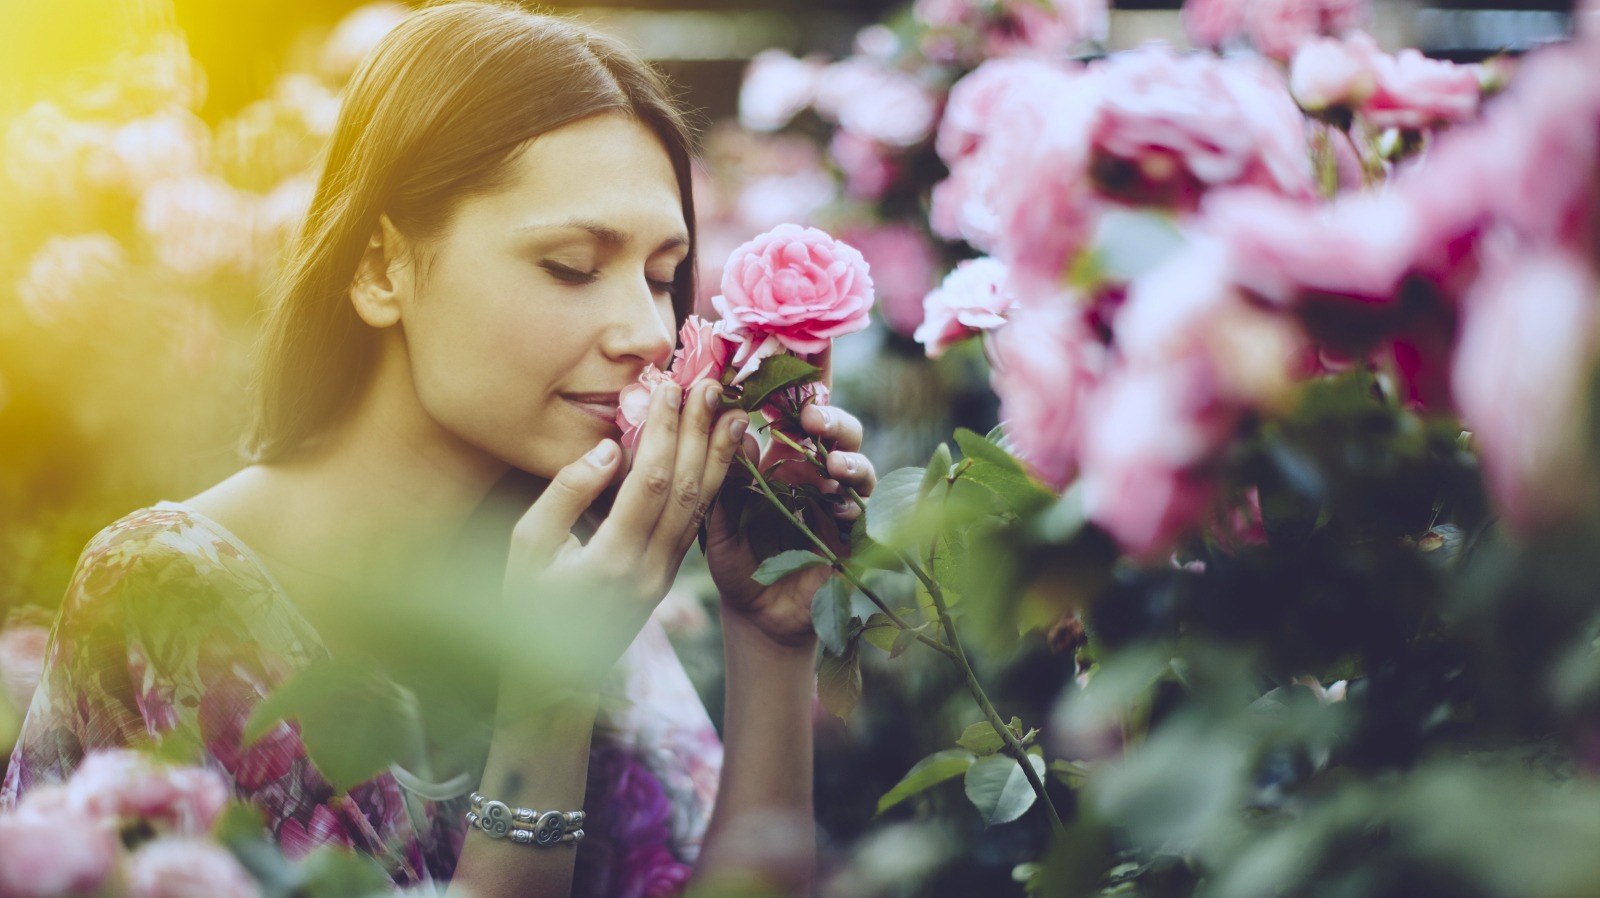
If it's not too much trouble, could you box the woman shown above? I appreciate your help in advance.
[0,4,878,896]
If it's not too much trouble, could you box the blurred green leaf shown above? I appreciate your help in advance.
[876,749,978,815]
[818,639,862,720]
[864,466,930,549]
[1049,759,1091,789]
[244,660,424,793]
[861,613,899,653]
[922,441,954,497]
[954,427,1025,472]
[296,847,392,898]
[890,626,922,659]
[754,548,830,586]
[812,576,856,656]
[964,753,1046,826]
[956,721,1006,756]
[735,354,822,412]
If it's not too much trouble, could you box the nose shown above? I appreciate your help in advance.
[601,276,675,369]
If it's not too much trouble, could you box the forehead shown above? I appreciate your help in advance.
[460,112,686,240]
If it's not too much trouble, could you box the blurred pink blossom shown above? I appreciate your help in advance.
[915,257,1015,358]
[739,50,825,133]
[15,233,127,327]
[841,224,939,339]
[1290,33,1379,112]
[1088,46,1314,206]
[828,130,897,201]
[814,59,938,148]
[0,809,118,898]
[0,624,48,713]
[988,301,1105,490]
[915,0,1108,61]
[1183,0,1369,61]
[125,838,262,898]
[65,749,230,836]
[1452,252,1600,533]
[1362,48,1481,131]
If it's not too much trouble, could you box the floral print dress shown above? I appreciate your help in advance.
[1,502,723,896]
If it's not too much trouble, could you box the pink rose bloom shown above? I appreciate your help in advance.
[813,59,938,148]
[841,224,939,339]
[915,0,1107,60]
[0,624,47,712]
[1089,46,1314,206]
[668,315,733,391]
[1183,0,1369,60]
[738,50,824,133]
[1079,356,1238,558]
[828,130,897,201]
[1452,252,1600,534]
[1182,0,1247,50]
[712,224,874,382]
[125,838,262,898]
[1360,48,1480,131]
[64,749,229,836]
[617,366,674,455]
[1243,0,1323,62]
[936,58,1082,166]
[987,300,1106,490]
[1290,33,1378,112]
[915,257,1015,358]
[0,808,119,898]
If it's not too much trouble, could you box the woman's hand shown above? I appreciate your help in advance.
[503,378,749,690]
[704,351,878,649]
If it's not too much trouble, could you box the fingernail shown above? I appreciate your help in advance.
[820,406,836,428]
[730,418,748,440]
[704,384,721,410]
[665,384,682,409]
[842,454,858,474]
[587,440,617,466]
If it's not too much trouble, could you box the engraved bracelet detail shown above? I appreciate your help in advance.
[466,792,585,846]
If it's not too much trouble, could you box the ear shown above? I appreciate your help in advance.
[349,213,411,328]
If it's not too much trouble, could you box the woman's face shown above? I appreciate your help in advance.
[392,112,686,480]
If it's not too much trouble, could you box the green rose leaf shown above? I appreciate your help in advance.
[876,749,978,816]
[864,466,929,549]
[811,575,856,656]
[735,353,822,413]
[754,549,831,586]
[922,441,954,497]
[245,660,425,793]
[817,639,862,721]
[964,753,1047,827]
[956,721,1007,756]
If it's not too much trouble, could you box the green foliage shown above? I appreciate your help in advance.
[244,660,425,794]
[955,720,1006,755]
[732,354,822,413]
[876,749,977,816]
[818,638,863,720]
[964,753,1047,827]
[753,549,830,586]
[863,466,932,549]
[811,575,858,656]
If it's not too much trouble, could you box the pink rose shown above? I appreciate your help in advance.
[841,224,939,339]
[0,806,119,898]
[125,838,262,898]
[1079,356,1238,558]
[1182,0,1248,50]
[1243,0,1323,62]
[813,59,938,149]
[1088,47,1314,206]
[915,257,1015,358]
[1290,33,1378,112]
[1360,48,1480,131]
[738,50,824,133]
[616,366,673,455]
[1183,0,1370,60]
[63,750,230,837]
[937,58,1083,168]
[712,224,874,382]
[987,300,1105,490]
[828,130,897,201]
[1452,251,1599,533]
[914,0,1107,61]
[0,624,47,713]
[668,315,733,391]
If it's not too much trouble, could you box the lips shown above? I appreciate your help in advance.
[560,392,621,424]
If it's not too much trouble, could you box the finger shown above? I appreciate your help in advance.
[643,379,723,572]
[590,382,682,556]
[509,440,622,570]
[811,345,832,391]
[799,403,863,452]
[677,409,750,557]
[825,451,877,497]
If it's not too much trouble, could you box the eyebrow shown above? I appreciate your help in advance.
[514,218,689,255]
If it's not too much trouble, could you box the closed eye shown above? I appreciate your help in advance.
[541,261,598,284]
[647,277,675,297]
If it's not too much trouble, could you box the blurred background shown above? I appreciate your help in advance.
[0,0,1584,893]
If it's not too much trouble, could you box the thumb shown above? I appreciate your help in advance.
[510,439,620,565]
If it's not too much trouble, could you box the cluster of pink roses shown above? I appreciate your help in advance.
[616,224,874,452]
[0,750,257,898]
[1183,0,1369,62]
[919,10,1600,552]
[913,0,1108,65]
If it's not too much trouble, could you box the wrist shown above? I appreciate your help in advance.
[719,597,818,667]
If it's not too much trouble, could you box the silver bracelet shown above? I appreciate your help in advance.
[466,791,586,846]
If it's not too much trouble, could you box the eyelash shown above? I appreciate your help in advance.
[541,262,675,298]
